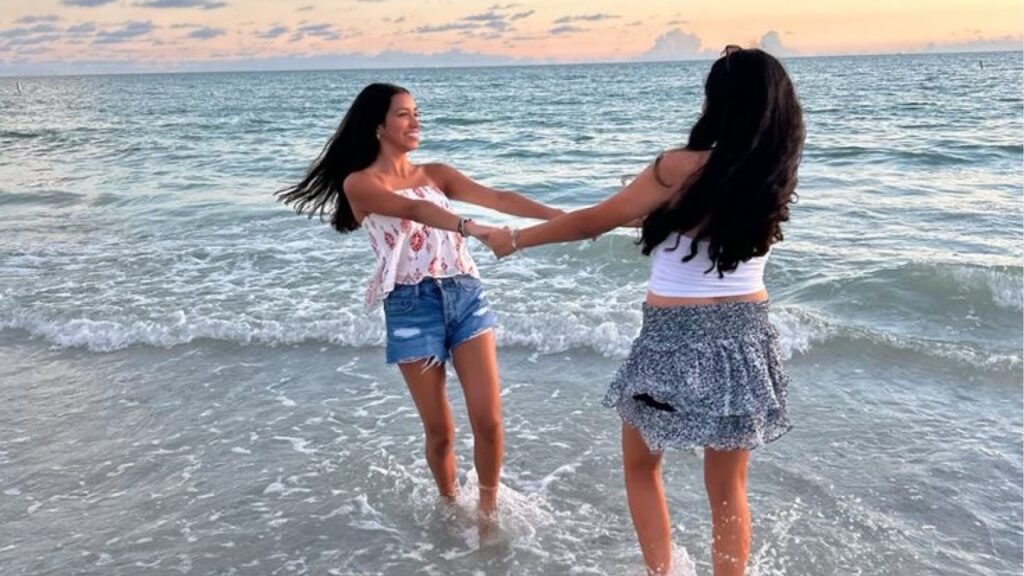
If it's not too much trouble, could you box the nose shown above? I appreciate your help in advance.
[410,116,420,128]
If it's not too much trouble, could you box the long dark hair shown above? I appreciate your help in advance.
[640,48,804,276]
[276,83,409,233]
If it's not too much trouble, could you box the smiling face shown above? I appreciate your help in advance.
[378,92,420,152]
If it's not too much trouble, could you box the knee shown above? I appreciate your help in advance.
[704,470,748,505]
[623,449,660,476]
[424,425,454,459]
[471,417,502,446]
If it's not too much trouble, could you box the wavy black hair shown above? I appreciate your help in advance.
[640,48,804,276]
[276,83,409,233]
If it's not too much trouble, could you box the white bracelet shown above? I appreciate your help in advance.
[510,228,520,252]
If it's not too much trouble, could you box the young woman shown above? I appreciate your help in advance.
[277,83,562,518]
[482,48,804,574]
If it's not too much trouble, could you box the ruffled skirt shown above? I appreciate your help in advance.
[603,301,791,452]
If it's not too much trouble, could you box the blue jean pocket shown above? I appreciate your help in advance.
[383,294,415,314]
[454,275,482,292]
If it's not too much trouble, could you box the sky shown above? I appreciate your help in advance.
[0,0,1021,75]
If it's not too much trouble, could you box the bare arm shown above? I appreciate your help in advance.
[427,163,564,220]
[512,150,701,251]
[343,173,494,236]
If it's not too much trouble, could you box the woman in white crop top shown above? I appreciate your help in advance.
[277,83,562,522]
[484,47,805,575]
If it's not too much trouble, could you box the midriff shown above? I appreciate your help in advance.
[645,288,768,308]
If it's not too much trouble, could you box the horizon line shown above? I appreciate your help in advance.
[1,48,1018,79]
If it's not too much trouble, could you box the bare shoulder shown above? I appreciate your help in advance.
[421,162,462,194]
[657,148,710,187]
[342,169,370,194]
[422,162,457,182]
[342,169,387,196]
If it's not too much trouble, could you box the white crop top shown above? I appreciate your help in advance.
[648,232,768,298]
[361,185,479,308]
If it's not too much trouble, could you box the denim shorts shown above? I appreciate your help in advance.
[383,275,498,365]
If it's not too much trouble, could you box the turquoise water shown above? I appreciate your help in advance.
[0,52,1021,575]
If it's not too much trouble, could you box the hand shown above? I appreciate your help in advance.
[465,221,513,257]
[464,220,501,239]
[478,226,516,258]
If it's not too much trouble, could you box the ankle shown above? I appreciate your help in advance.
[440,481,460,500]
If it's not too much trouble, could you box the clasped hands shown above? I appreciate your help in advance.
[465,222,517,258]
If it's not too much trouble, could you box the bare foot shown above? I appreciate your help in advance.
[441,482,460,506]
[476,485,500,545]
[478,484,499,517]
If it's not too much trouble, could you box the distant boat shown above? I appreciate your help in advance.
[16,81,23,94]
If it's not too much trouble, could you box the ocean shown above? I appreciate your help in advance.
[0,52,1021,575]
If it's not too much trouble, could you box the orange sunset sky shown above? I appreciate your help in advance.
[1,0,1021,74]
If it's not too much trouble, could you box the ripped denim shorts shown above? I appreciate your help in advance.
[383,275,497,365]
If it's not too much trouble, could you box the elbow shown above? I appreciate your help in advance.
[494,191,513,212]
[404,201,424,221]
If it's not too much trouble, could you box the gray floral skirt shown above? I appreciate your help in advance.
[603,301,791,452]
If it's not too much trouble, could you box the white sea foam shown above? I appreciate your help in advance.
[942,264,1023,311]
[770,306,834,359]
[2,298,1017,371]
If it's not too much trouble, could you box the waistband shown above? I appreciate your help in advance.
[391,274,479,296]
[639,300,774,341]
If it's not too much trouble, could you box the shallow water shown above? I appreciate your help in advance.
[1,52,1021,574]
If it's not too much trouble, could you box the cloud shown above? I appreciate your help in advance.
[93,20,156,44]
[134,0,227,9]
[414,21,480,34]
[67,22,98,35]
[14,46,50,55]
[464,11,505,23]
[461,10,514,32]
[14,15,61,24]
[4,33,61,47]
[255,25,288,39]
[60,0,116,6]
[759,30,797,56]
[290,22,340,42]
[186,26,225,40]
[0,24,61,39]
[639,28,715,61]
[553,13,619,24]
[296,4,314,11]
[412,4,530,37]
[549,25,586,35]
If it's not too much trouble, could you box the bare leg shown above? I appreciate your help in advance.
[399,360,457,500]
[622,423,673,575]
[451,330,504,516]
[704,448,751,576]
